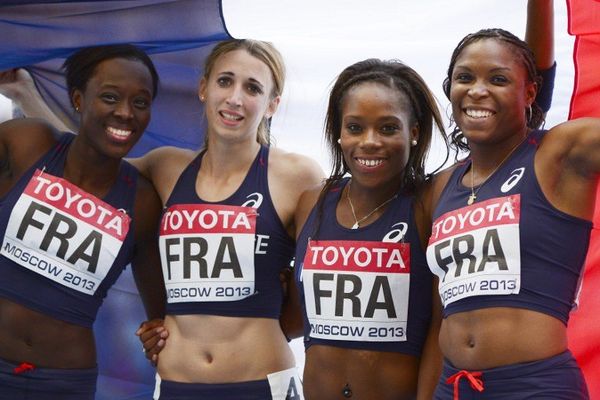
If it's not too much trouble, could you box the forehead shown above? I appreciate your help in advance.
[211,49,273,83]
[456,38,524,71]
[88,58,153,94]
[343,81,411,115]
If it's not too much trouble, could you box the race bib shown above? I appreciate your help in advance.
[302,240,410,342]
[427,195,521,306]
[1,170,130,295]
[160,204,257,303]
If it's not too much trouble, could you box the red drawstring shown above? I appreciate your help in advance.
[446,370,484,400]
[13,362,35,374]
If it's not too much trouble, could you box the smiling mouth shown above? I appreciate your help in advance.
[106,126,132,140]
[356,158,384,167]
[464,108,495,119]
[220,111,243,121]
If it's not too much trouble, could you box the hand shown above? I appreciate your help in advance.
[0,68,37,101]
[136,318,169,367]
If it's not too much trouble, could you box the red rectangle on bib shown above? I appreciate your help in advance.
[430,195,521,244]
[24,170,130,240]
[303,240,410,274]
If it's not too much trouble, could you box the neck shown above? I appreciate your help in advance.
[348,178,400,208]
[202,136,261,177]
[469,130,529,178]
[64,137,121,196]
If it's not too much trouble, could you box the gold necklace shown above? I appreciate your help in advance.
[467,136,527,205]
[346,180,398,229]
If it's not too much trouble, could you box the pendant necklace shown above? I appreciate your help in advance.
[467,136,527,205]
[346,180,398,229]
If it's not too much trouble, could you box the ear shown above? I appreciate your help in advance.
[71,89,82,112]
[410,123,420,144]
[198,77,207,102]
[264,95,280,119]
[525,80,537,107]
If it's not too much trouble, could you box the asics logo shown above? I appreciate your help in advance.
[501,168,525,193]
[383,222,408,243]
[241,192,263,209]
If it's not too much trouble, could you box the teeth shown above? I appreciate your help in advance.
[357,158,383,167]
[465,109,494,119]
[221,111,242,121]
[107,127,131,138]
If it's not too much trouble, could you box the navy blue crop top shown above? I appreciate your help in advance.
[426,130,592,325]
[0,133,138,328]
[160,146,294,319]
[295,179,432,356]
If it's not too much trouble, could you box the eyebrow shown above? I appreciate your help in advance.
[454,65,512,73]
[218,71,265,89]
[100,83,152,96]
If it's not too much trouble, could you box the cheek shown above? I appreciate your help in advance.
[449,89,463,112]
[137,110,152,127]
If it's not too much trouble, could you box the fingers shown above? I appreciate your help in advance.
[136,319,168,365]
[136,318,164,336]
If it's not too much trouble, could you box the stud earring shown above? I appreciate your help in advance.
[337,138,341,144]
[411,139,418,147]
[75,106,80,112]
[200,95,205,102]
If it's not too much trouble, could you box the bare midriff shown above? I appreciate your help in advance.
[302,345,419,400]
[440,307,567,370]
[157,314,295,383]
[0,298,95,368]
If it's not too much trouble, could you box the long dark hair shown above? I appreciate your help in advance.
[443,28,544,154]
[312,59,447,238]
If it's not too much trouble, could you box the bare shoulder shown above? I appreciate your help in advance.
[268,147,325,191]
[1,118,58,146]
[0,118,60,171]
[540,118,600,151]
[429,163,459,209]
[132,146,197,173]
[129,146,198,202]
[294,183,326,238]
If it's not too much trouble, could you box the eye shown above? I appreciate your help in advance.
[133,97,151,110]
[490,75,509,84]
[453,72,472,83]
[345,123,362,133]
[101,93,118,104]
[380,124,400,134]
[247,83,263,95]
[217,76,231,87]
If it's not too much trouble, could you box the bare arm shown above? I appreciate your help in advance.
[270,151,324,339]
[537,118,600,220]
[0,118,59,182]
[417,280,443,400]
[526,0,555,70]
[526,0,555,115]
[279,186,323,340]
[130,175,166,320]
[127,146,196,203]
[0,69,74,132]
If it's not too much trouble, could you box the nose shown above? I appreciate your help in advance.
[360,128,381,148]
[467,79,489,99]
[225,84,243,107]
[114,101,133,120]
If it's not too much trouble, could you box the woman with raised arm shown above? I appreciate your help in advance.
[428,28,598,398]
[135,39,323,399]
[0,44,164,399]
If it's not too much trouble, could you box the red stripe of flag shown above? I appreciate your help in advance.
[566,1,600,397]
